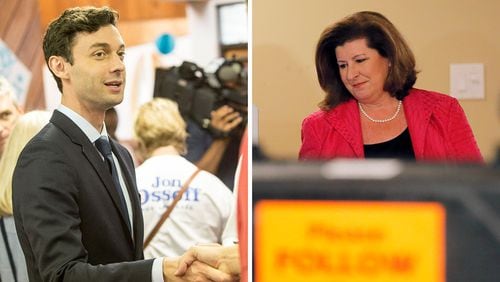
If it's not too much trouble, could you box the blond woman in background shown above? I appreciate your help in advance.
[134,98,236,259]
[0,110,51,282]
[0,76,23,159]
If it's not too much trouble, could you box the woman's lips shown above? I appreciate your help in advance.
[352,81,367,88]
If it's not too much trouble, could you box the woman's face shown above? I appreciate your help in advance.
[335,38,390,103]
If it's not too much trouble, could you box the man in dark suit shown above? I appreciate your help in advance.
[12,6,234,282]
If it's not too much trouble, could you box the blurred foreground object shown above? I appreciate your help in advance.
[254,159,500,282]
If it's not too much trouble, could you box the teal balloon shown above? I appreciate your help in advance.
[156,33,175,55]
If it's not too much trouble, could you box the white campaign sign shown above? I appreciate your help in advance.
[0,39,32,104]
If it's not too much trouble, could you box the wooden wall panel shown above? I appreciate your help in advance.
[24,49,45,110]
[0,0,20,35]
[0,0,45,110]
[39,0,186,29]
[3,1,37,52]
[118,18,188,47]
[17,15,43,64]
[0,0,188,111]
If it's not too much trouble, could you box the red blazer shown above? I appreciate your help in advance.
[299,88,483,163]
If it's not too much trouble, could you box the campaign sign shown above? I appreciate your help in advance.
[255,201,445,282]
[0,39,31,104]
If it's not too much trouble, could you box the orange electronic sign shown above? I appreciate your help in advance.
[255,201,446,282]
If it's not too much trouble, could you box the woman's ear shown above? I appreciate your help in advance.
[48,56,70,80]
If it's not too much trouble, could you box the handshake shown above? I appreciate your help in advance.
[163,244,241,282]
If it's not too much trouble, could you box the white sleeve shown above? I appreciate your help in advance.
[221,190,238,245]
[151,258,165,282]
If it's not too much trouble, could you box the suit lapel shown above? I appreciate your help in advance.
[404,89,434,159]
[109,140,144,253]
[325,99,364,157]
[50,111,134,245]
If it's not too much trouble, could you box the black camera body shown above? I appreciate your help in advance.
[153,60,247,136]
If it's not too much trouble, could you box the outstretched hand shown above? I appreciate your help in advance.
[175,244,240,280]
[163,255,237,282]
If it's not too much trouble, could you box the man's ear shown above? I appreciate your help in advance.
[48,56,70,80]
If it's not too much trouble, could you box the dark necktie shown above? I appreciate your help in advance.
[95,136,131,231]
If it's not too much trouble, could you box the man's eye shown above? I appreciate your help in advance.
[94,51,106,58]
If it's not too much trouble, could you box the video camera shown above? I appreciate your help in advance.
[153,59,247,137]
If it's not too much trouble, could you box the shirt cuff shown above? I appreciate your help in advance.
[152,258,164,282]
[222,236,239,246]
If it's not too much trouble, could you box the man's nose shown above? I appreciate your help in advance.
[110,54,125,73]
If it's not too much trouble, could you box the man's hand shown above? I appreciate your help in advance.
[163,256,236,282]
[210,106,243,135]
[175,245,240,278]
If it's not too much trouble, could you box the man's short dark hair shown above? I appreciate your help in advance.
[43,6,119,92]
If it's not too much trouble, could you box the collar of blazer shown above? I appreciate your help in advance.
[321,88,437,159]
[323,99,364,157]
[402,88,436,158]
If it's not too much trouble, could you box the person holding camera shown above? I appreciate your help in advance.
[188,60,247,188]
[154,59,247,188]
[186,105,243,180]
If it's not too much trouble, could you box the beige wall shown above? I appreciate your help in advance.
[253,0,500,162]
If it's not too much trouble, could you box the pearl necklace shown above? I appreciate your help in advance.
[358,100,402,123]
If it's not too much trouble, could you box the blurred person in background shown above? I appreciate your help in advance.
[104,107,118,140]
[105,107,142,165]
[187,105,244,189]
[152,59,245,180]
[0,76,24,159]
[134,98,237,258]
[300,11,483,163]
[0,110,51,282]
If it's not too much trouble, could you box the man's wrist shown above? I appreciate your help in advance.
[162,257,178,282]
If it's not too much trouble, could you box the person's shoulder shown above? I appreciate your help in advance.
[303,108,333,125]
[21,124,60,154]
[406,88,462,115]
[194,168,232,195]
[304,109,327,121]
[134,157,152,174]
[409,88,458,104]
[303,100,356,124]
[198,169,229,187]
[301,110,328,135]
[137,154,181,169]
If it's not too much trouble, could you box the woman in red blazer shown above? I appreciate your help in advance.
[299,11,483,163]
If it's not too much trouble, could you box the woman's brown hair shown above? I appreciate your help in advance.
[315,11,418,110]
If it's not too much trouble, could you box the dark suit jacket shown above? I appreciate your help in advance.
[12,110,154,282]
